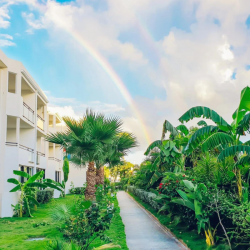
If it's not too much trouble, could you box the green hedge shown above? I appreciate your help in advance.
[37,188,54,204]
[69,187,85,194]
[127,186,160,210]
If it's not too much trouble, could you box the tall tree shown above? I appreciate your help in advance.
[46,110,137,199]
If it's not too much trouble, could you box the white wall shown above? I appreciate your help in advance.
[6,129,16,142]
[65,164,87,193]
[22,92,35,111]
[20,128,35,148]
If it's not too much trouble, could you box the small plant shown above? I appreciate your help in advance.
[7,170,47,217]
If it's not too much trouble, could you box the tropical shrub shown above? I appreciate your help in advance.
[36,189,54,204]
[54,185,116,249]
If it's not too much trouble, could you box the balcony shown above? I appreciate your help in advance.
[48,157,61,162]
[23,102,34,124]
[37,114,45,131]
[19,144,34,163]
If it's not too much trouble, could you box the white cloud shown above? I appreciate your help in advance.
[22,12,45,34]
[0,39,15,47]
[48,105,80,120]
[0,5,10,29]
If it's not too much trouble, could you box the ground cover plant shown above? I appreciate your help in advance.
[0,194,127,250]
[122,86,250,250]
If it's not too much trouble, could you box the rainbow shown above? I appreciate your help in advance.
[68,28,151,144]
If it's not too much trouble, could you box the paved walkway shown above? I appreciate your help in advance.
[117,191,188,250]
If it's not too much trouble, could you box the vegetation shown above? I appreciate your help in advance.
[0,194,127,250]
[123,86,250,249]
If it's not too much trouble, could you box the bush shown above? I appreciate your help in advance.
[69,187,85,194]
[128,186,160,210]
[37,189,54,204]
[69,182,86,194]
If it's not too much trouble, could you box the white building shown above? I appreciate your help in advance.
[0,49,86,218]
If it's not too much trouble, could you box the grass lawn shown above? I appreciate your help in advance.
[0,195,128,250]
[128,192,208,250]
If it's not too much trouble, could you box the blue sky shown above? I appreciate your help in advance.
[1,0,250,163]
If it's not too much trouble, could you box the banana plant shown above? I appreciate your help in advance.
[179,86,250,200]
[7,170,47,217]
[172,180,214,246]
[43,178,66,197]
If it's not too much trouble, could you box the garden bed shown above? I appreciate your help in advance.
[0,194,127,250]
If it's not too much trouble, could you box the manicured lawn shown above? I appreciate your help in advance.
[0,195,128,250]
[128,192,208,250]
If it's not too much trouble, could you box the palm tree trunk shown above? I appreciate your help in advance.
[96,166,104,186]
[85,161,96,200]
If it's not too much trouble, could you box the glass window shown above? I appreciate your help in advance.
[19,166,33,183]
[55,171,61,182]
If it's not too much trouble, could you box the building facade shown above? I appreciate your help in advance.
[0,50,86,218]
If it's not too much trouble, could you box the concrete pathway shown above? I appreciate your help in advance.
[117,191,188,250]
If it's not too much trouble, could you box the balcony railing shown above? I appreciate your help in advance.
[48,157,61,162]
[37,114,45,131]
[5,142,18,146]
[23,102,34,124]
[19,144,34,163]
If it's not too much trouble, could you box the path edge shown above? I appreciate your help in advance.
[127,192,191,250]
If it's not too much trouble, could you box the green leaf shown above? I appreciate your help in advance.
[171,198,195,211]
[197,120,207,127]
[149,171,162,186]
[182,180,194,190]
[177,190,189,201]
[236,112,250,135]
[7,178,19,185]
[232,86,250,129]
[44,182,62,191]
[26,195,39,206]
[194,200,202,217]
[144,140,162,155]
[201,132,234,152]
[24,171,44,187]
[179,106,231,131]
[9,185,21,192]
[218,145,250,161]
[26,182,47,188]
[176,125,189,136]
[185,126,218,152]
[13,170,30,179]
[162,120,179,139]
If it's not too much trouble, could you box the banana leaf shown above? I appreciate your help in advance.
[218,145,250,161]
[179,106,231,131]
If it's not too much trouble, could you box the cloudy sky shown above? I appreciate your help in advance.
[1,0,250,163]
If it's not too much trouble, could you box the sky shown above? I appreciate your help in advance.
[1,0,250,164]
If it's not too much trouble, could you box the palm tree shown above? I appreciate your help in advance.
[178,86,250,200]
[45,110,137,199]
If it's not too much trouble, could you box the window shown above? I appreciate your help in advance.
[19,166,33,183]
[55,171,61,182]
[8,72,16,93]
